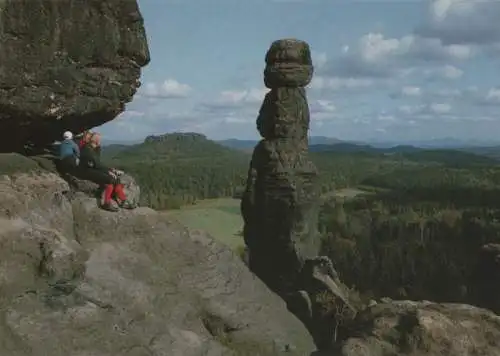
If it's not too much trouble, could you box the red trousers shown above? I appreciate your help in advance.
[103,184,127,204]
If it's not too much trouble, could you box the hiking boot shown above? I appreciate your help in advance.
[101,202,119,212]
[119,200,136,210]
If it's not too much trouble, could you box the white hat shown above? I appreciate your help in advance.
[63,131,73,140]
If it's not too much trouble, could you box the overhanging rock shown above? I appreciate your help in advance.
[0,0,150,152]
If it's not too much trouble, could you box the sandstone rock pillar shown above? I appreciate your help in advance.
[241,39,321,296]
[241,39,357,350]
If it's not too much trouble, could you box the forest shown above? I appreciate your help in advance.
[102,132,500,303]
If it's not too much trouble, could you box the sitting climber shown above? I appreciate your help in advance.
[57,131,80,174]
[78,130,94,149]
[79,131,134,211]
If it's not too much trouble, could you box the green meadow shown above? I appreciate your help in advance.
[163,198,244,250]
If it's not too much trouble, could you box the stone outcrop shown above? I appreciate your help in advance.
[4,157,500,356]
[0,153,315,355]
[241,39,355,350]
[330,300,500,356]
[0,0,150,153]
[241,38,321,293]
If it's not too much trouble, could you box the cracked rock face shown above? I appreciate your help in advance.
[241,39,321,296]
[335,300,500,356]
[242,39,359,351]
[0,0,150,152]
[0,153,315,356]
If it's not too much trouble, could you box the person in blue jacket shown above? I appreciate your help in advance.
[58,131,80,174]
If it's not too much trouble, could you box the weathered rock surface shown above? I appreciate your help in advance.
[0,0,150,152]
[242,38,322,294]
[0,154,315,355]
[65,170,141,208]
[241,38,356,349]
[329,300,500,356]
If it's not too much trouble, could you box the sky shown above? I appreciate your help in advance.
[99,0,500,143]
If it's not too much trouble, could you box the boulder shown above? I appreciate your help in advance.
[0,155,315,355]
[0,0,150,152]
[65,171,141,209]
[333,300,500,356]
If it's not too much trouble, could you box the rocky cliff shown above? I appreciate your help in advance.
[0,0,150,153]
[3,154,500,356]
[0,153,315,355]
[3,3,500,353]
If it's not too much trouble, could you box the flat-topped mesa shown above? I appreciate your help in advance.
[242,39,320,294]
[0,0,150,153]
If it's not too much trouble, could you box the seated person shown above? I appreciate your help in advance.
[57,131,80,174]
[79,131,134,211]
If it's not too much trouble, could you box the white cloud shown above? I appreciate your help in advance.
[377,114,396,122]
[430,102,452,114]
[312,51,328,68]
[440,64,463,79]
[390,86,423,99]
[218,88,268,105]
[358,33,402,62]
[222,116,251,124]
[357,32,471,62]
[396,102,452,116]
[398,105,418,114]
[309,76,373,91]
[434,88,462,98]
[310,99,338,121]
[122,110,145,118]
[140,79,192,99]
[418,0,500,46]
[315,100,337,112]
[321,32,473,81]
[196,88,268,116]
[486,88,500,101]
[402,86,422,97]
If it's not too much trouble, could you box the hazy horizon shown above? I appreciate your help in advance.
[98,0,500,143]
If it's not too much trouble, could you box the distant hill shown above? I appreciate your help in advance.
[309,136,345,145]
[400,149,499,167]
[216,139,257,151]
[217,136,346,151]
[101,139,141,146]
[95,131,500,211]
[309,142,420,154]
[367,137,500,149]
[101,132,251,209]
[309,142,498,167]
[104,132,249,163]
[218,136,500,152]
[100,144,132,157]
[103,134,500,153]
[105,132,499,169]
[459,146,500,160]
